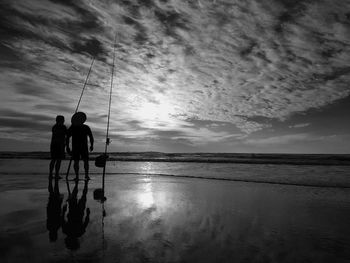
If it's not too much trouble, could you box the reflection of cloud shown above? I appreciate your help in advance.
[1,0,350,149]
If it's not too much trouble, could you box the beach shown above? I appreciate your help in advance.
[1,159,350,263]
[2,0,350,262]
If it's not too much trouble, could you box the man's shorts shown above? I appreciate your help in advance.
[72,146,89,160]
[50,143,65,159]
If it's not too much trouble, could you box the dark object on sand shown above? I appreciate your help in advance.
[71,112,87,126]
[93,188,107,202]
[95,154,109,168]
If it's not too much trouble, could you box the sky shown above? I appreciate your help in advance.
[0,0,350,153]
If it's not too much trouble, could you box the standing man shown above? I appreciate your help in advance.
[66,112,94,181]
[49,115,67,179]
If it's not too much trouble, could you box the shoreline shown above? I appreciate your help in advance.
[1,153,350,166]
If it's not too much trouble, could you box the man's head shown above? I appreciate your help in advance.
[71,112,87,126]
[56,115,65,125]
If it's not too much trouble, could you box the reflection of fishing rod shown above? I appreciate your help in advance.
[66,179,71,196]
[66,57,95,179]
[101,202,106,263]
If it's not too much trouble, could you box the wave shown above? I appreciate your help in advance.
[1,152,350,166]
[2,171,350,189]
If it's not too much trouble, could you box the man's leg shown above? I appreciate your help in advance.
[49,159,55,177]
[55,159,62,178]
[83,158,90,180]
[54,176,60,194]
[73,159,79,180]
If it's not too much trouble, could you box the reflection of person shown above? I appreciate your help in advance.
[49,115,67,178]
[46,177,63,242]
[66,112,94,181]
[62,180,90,250]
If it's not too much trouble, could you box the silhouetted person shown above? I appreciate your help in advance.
[46,177,63,242]
[49,115,67,179]
[62,180,90,250]
[66,112,94,181]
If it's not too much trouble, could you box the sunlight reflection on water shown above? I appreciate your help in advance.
[136,162,155,208]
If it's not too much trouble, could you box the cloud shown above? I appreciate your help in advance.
[245,133,313,146]
[1,0,350,150]
[243,133,347,154]
[289,123,310,129]
[71,37,106,58]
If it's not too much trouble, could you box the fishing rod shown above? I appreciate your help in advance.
[76,57,95,112]
[103,33,118,189]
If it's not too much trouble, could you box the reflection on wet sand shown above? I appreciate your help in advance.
[137,177,155,208]
[46,178,64,242]
[62,180,90,250]
[46,178,91,250]
[0,160,348,262]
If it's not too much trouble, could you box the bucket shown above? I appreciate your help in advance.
[95,154,109,168]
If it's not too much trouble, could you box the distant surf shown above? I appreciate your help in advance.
[1,151,350,166]
[1,159,350,189]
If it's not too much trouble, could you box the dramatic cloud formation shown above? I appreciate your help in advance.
[0,0,350,152]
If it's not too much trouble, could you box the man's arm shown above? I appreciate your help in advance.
[65,127,71,154]
[87,126,94,152]
[61,204,67,227]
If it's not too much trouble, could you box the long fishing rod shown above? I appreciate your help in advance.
[66,56,95,179]
[101,33,118,192]
[75,57,95,112]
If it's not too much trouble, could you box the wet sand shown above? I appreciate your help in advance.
[0,160,350,262]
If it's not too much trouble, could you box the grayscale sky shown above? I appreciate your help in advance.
[0,0,350,153]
